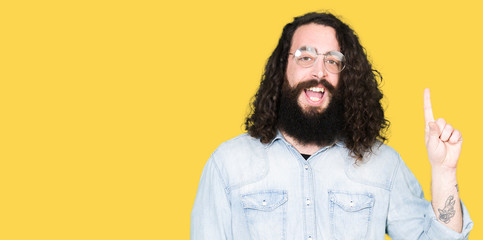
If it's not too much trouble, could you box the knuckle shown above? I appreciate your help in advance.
[436,118,446,124]
[454,129,461,137]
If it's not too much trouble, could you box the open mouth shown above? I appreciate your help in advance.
[304,86,325,104]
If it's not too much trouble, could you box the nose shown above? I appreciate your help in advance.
[311,58,327,79]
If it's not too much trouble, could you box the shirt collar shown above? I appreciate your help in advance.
[266,130,285,148]
[266,129,344,149]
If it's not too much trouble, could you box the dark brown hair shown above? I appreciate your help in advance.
[244,12,390,160]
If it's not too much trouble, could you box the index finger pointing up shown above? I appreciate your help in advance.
[424,88,435,124]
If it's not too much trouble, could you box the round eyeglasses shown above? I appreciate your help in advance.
[289,46,346,73]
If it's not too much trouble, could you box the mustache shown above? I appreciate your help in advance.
[284,79,336,96]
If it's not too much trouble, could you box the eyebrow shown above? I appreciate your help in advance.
[297,45,338,55]
[298,45,317,52]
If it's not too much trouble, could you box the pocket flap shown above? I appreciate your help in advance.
[329,191,374,212]
[241,190,288,211]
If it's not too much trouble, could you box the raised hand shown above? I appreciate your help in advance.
[424,88,463,169]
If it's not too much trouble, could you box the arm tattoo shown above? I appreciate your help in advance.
[438,195,456,224]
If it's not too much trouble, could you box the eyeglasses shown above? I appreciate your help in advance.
[288,46,346,73]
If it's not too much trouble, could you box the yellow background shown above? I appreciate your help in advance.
[1,0,481,239]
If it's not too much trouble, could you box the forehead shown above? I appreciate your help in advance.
[290,23,339,53]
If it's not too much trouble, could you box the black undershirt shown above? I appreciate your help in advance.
[301,154,311,160]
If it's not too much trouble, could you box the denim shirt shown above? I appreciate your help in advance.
[191,133,473,240]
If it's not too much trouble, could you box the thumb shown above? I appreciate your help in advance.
[428,121,440,136]
[427,121,441,146]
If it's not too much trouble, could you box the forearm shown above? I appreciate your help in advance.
[431,166,462,233]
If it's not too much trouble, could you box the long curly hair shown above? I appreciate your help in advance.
[244,12,390,160]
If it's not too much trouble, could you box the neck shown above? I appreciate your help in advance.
[280,130,326,155]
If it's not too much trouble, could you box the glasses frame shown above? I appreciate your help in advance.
[288,46,346,74]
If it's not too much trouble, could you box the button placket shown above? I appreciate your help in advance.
[302,160,315,240]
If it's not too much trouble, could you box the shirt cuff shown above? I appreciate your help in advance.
[424,200,473,240]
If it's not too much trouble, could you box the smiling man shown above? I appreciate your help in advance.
[191,12,473,239]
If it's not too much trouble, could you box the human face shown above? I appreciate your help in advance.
[286,23,340,113]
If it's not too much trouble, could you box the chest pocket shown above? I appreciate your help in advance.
[329,191,374,240]
[241,190,288,240]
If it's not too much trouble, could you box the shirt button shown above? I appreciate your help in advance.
[308,236,312,240]
[262,200,267,206]
[306,199,311,205]
[304,164,309,170]
[350,201,354,207]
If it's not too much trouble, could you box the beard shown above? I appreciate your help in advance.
[277,79,345,146]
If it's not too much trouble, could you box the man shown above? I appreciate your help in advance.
[191,12,473,239]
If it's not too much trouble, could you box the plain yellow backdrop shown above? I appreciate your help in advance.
[1,0,481,239]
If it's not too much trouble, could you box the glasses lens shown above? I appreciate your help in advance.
[292,47,346,73]
[294,49,317,67]
[324,51,345,73]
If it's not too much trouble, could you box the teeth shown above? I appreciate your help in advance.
[309,97,321,101]
[307,87,325,93]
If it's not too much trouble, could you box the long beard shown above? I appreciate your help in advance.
[277,79,345,146]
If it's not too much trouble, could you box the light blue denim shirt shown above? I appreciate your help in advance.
[191,133,473,240]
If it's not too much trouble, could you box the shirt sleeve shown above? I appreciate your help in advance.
[386,157,473,240]
[191,155,232,240]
